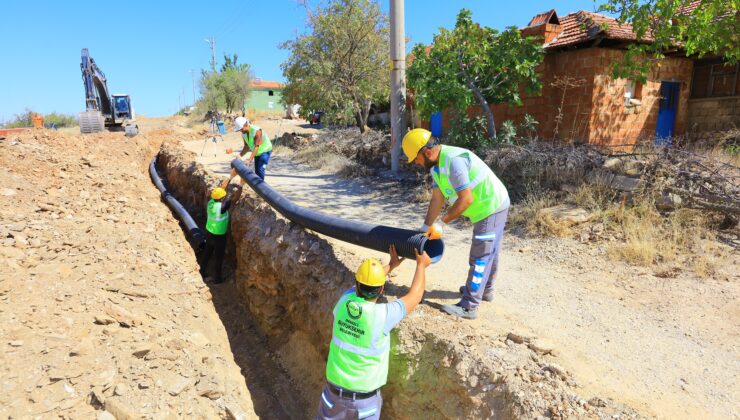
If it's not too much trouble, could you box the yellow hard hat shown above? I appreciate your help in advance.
[355,258,386,287]
[402,128,432,163]
[211,187,227,200]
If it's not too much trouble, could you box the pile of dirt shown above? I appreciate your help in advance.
[0,128,255,418]
[158,141,643,419]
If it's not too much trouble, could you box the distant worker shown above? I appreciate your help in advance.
[316,246,431,419]
[402,128,510,320]
[198,185,239,284]
[234,116,272,180]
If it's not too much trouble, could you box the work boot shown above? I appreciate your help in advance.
[441,303,478,320]
[459,286,494,302]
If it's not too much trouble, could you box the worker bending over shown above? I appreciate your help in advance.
[402,128,510,320]
[316,246,431,419]
[233,116,273,180]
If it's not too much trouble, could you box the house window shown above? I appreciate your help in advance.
[691,59,739,98]
[268,90,274,96]
[625,80,642,107]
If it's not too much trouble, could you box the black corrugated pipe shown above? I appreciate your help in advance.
[149,157,207,250]
[231,159,444,263]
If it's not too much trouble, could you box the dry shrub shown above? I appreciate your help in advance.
[271,144,294,157]
[411,186,432,203]
[337,162,373,178]
[509,193,561,236]
[603,200,724,272]
[570,182,616,211]
[532,212,574,237]
[293,144,372,178]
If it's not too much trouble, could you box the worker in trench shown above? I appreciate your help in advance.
[227,116,273,181]
[402,128,510,320]
[316,246,431,420]
[198,185,240,284]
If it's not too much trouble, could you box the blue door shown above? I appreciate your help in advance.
[430,112,443,138]
[655,81,679,144]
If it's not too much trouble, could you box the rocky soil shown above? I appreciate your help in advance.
[160,141,643,419]
[0,124,257,418]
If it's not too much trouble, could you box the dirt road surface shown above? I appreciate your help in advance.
[184,118,739,419]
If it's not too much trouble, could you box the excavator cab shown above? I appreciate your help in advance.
[112,95,134,122]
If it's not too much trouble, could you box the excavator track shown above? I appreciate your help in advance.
[79,110,105,134]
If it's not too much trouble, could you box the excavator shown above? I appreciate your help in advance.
[79,48,137,135]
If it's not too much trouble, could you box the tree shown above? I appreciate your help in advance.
[598,0,739,81]
[199,54,252,114]
[407,9,543,140]
[281,0,390,133]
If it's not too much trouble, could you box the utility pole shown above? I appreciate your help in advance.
[389,0,407,172]
[189,69,197,105]
[204,37,216,72]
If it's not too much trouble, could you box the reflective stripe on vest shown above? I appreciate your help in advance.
[242,125,273,156]
[430,145,508,223]
[325,291,389,393]
[205,199,229,235]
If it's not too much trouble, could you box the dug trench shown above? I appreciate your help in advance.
[157,141,643,419]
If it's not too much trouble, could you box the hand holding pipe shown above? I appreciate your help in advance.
[230,159,444,263]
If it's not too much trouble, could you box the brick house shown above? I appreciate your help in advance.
[421,8,737,147]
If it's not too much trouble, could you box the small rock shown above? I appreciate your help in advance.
[610,175,641,192]
[0,188,17,197]
[8,340,23,347]
[528,339,555,355]
[602,157,623,170]
[588,397,608,407]
[544,363,568,380]
[94,315,117,325]
[132,346,151,358]
[113,383,127,397]
[539,205,591,224]
[97,411,116,420]
[167,376,192,396]
[196,376,224,400]
[105,397,140,420]
[506,332,530,344]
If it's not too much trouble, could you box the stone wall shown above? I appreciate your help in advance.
[686,96,740,141]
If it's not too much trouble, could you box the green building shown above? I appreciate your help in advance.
[244,80,285,114]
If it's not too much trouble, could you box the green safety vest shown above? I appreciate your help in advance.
[325,291,389,393]
[430,145,508,223]
[242,125,272,156]
[205,199,229,235]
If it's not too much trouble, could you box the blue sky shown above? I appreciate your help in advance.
[0,0,601,120]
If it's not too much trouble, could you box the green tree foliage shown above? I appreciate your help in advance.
[598,0,739,81]
[4,108,77,128]
[199,54,252,114]
[280,0,390,133]
[408,9,543,141]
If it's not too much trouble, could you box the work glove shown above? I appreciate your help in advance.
[422,222,443,240]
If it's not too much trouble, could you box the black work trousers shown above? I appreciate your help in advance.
[199,232,227,282]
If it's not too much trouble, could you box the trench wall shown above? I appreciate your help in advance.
[156,142,641,419]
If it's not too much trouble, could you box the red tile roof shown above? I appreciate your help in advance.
[527,9,559,27]
[251,80,285,89]
[676,0,701,15]
[545,10,651,49]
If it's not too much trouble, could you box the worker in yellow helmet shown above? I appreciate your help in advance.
[402,128,510,320]
[317,246,431,419]
[198,184,240,284]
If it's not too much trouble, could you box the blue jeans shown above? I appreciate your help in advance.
[254,151,271,180]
